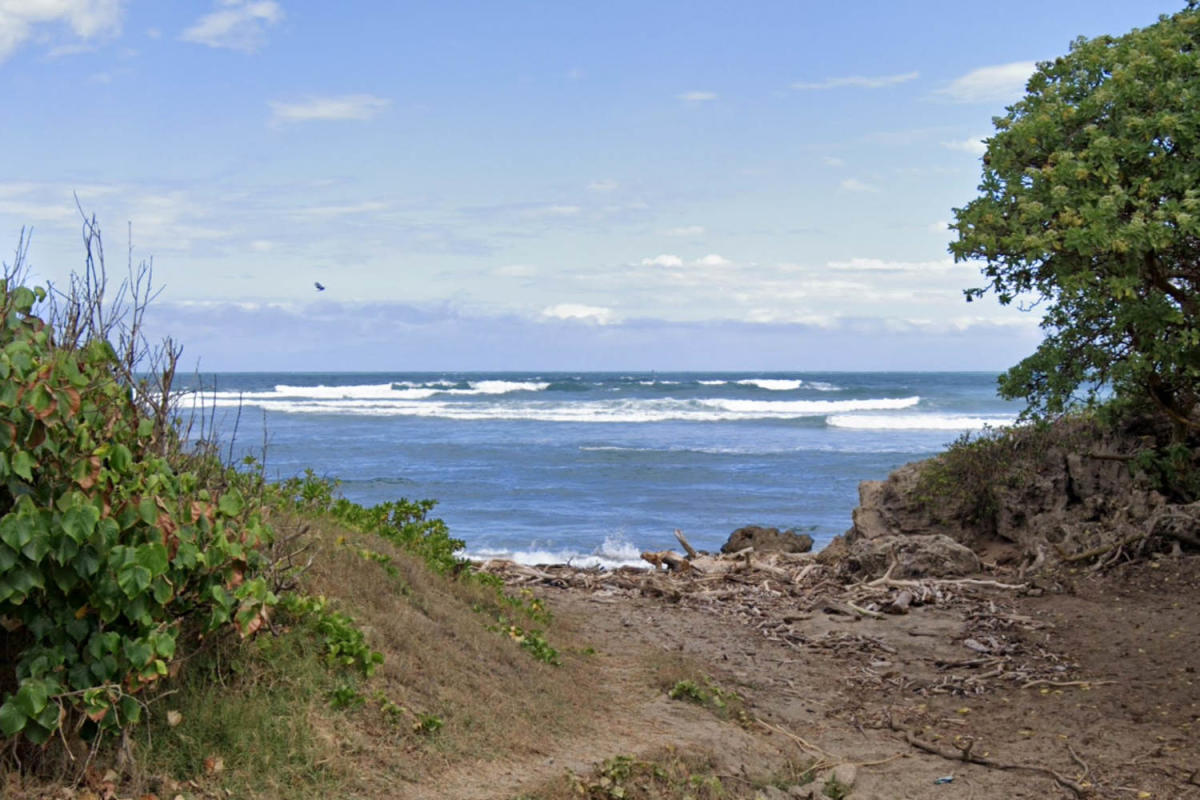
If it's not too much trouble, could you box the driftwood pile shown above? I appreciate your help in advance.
[479,529,1026,612]
[478,530,1084,696]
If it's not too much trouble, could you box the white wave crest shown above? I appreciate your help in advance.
[736,379,805,391]
[193,380,548,406]
[466,535,648,569]
[210,395,920,422]
[458,380,550,395]
[702,397,919,414]
[827,413,1015,431]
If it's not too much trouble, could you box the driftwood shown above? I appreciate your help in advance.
[889,720,1088,797]
[674,529,699,560]
[641,549,693,572]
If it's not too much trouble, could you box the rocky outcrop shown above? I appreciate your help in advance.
[836,418,1195,572]
[721,525,814,554]
[843,534,980,579]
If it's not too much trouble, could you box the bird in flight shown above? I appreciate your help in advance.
[314,281,326,291]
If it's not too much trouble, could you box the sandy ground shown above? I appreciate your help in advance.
[429,554,1200,800]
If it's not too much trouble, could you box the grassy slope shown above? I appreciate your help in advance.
[24,510,601,799]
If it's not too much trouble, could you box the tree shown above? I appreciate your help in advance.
[950,5,1200,435]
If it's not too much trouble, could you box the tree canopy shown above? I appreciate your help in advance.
[951,5,1200,433]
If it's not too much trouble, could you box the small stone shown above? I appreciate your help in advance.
[831,762,857,788]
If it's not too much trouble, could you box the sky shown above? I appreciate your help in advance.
[0,0,1184,371]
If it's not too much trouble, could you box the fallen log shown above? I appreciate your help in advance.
[641,549,693,572]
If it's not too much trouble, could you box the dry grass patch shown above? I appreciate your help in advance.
[271,514,606,791]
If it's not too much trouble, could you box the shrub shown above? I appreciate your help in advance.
[0,276,275,743]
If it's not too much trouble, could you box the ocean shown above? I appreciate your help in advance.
[181,372,1020,567]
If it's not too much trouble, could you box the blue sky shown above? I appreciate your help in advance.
[0,0,1182,370]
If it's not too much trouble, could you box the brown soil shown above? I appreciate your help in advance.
[426,555,1200,800]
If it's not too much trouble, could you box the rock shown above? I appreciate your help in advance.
[755,787,790,800]
[846,462,937,544]
[830,763,857,788]
[721,525,814,554]
[846,534,980,579]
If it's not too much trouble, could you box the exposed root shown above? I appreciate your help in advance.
[1021,679,1115,690]
[889,720,1090,797]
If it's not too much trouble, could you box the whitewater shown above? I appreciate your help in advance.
[183,372,1019,566]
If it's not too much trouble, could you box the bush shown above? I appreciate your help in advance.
[0,276,275,744]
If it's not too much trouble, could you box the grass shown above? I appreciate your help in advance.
[651,653,751,725]
[6,508,601,799]
[136,628,348,797]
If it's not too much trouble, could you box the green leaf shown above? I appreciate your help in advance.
[210,584,233,610]
[73,547,101,578]
[151,577,173,605]
[22,721,52,744]
[134,542,169,575]
[14,681,48,717]
[116,564,152,598]
[11,287,35,313]
[123,638,153,668]
[10,450,33,481]
[0,699,26,736]
[107,443,133,473]
[62,505,100,543]
[218,488,245,518]
[0,515,34,550]
[151,632,176,659]
[137,496,157,526]
[118,695,141,726]
[20,530,50,564]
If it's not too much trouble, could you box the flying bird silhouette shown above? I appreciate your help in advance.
[314,281,326,291]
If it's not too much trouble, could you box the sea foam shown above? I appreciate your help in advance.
[466,534,647,569]
[199,395,922,422]
[827,413,1016,431]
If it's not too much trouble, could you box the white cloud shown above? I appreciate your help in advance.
[249,239,274,252]
[0,0,123,62]
[664,225,704,237]
[938,61,1036,104]
[695,253,731,267]
[269,94,390,123]
[541,303,615,325]
[494,264,536,278]
[290,201,386,218]
[941,135,988,155]
[524,204,580,217]
[839,178,880,193]
[928,220,950,233]
[826,257,957,273]
[792,71,918,90]
[641,254,684,268]
[587,179,618,192]
[678,90,717,102]
[822,156,845,167]
[181,0,283,53]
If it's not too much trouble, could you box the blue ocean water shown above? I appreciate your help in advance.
[180,372,1019,566]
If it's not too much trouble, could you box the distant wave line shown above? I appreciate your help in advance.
[192,395,922,422]
[827,413,1016,431]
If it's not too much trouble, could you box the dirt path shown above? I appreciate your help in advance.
[427,555,1200,799]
